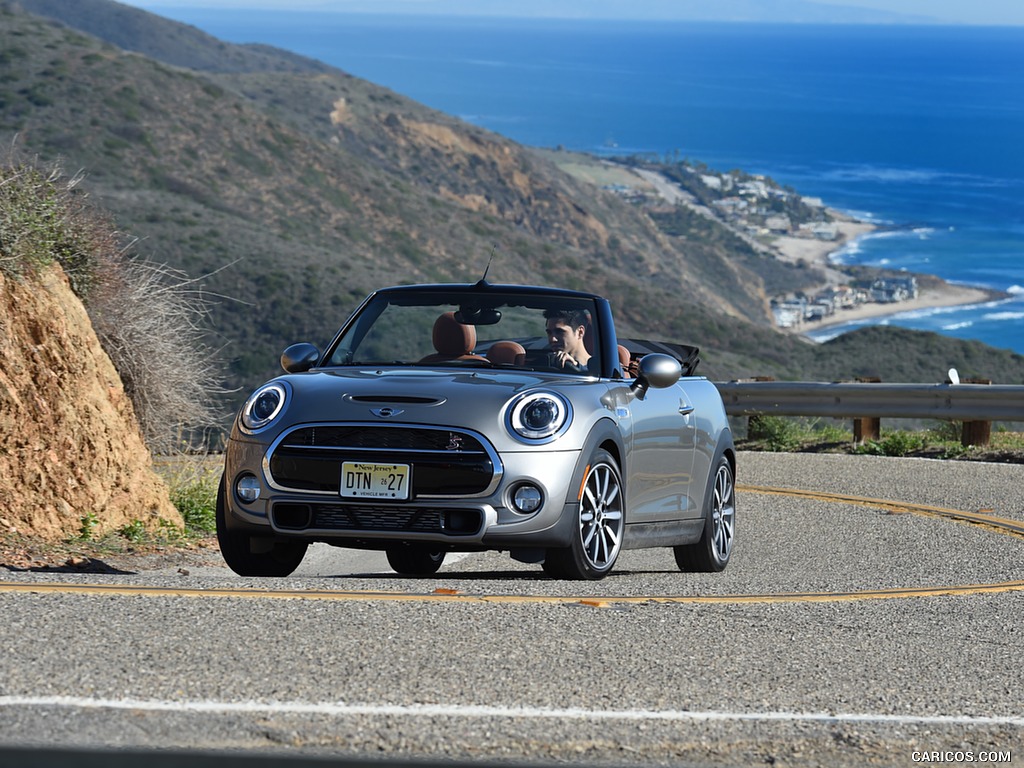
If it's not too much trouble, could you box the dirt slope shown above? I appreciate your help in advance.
[0,264,181,541]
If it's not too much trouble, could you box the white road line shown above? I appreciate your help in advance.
[1,696,1022,728]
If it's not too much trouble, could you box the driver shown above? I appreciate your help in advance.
[544,308,591,371]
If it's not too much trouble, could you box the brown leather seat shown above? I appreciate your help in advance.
[618,345,639,377]
[486,340,526,366]
[419,312,488,363]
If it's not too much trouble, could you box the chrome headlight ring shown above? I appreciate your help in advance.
[505,390,573,444]
[239,382,290,434]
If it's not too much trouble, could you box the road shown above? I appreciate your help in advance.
[0,453,1021,767]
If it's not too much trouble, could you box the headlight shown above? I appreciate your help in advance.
[240,382,288,433]
[507,391,572,442]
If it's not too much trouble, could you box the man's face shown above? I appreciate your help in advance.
[546,319,583,354]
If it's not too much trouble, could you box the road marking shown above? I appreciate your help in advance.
[740,485,1024,538]
[0,486,1020,606]
[2,579,1024,605]
[1,695,1022,728]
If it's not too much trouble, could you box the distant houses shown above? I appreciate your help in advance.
[870,276,918,303]
[594,161,923,333]
[772,277,917,328]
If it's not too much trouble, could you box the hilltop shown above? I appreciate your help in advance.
[4,0,1024,409]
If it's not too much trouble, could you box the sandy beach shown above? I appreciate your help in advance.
[771,214,998,335]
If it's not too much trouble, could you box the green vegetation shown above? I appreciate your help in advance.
[67,458,220,550]
[742,415,850,453]
[77,512,100,542]
[738,415,1024,463]
[156,455,221,536]
[0,158,99,293]
[118,519,147,543]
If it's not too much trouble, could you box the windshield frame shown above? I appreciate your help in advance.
[320,283,622,378]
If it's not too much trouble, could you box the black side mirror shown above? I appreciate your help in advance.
[630,353,682,400]
[281,343,320,373]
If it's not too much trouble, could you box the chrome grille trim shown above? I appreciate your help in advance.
[262,421,504,498]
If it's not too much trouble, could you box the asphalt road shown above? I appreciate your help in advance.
[0,452,1021,768]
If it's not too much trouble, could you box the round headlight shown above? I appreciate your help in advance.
[240,382,288,433]
[508,391,571,442]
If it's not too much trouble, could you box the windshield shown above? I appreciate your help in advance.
[325,289,603,376]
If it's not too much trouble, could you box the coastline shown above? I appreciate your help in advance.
[771,214,999,338]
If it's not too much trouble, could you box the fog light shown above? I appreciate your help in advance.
[512,484,543,514]
[235,474,261,503]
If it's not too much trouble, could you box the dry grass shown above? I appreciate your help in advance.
[1,148,223,453]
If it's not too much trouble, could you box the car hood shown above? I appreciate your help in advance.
[242,367,602,449]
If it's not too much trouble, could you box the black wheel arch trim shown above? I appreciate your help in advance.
[704,430,737,521]
[564,418,625,508]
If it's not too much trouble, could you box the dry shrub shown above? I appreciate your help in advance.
[1,147,223,452]
[87,254,225,453]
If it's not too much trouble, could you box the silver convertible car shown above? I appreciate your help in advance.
[217,282,735,580]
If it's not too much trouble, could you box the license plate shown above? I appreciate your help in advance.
[340,462,410,500]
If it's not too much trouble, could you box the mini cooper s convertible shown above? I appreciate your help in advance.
[218,281,735,580]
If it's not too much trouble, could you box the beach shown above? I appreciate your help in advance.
[771,216,998,336]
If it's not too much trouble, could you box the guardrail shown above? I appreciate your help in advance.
[712,380,1024,445]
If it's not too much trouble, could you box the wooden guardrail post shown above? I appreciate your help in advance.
[852,377,881,444]
[745,376,775,440]
[960,378,992,447]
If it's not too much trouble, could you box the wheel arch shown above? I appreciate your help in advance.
[564,418,625,506]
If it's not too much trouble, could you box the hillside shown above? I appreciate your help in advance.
[4,0,1024,405]
[0,264,181,542]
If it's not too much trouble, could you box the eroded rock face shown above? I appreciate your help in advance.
[0,265,181,540]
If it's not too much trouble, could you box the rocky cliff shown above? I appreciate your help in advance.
[0,264,181,541]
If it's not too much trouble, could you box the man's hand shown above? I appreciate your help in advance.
[552,350,579,368]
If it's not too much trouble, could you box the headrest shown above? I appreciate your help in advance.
[432,312,476,356]
[486,340,526,365]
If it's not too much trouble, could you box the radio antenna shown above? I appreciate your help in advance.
[478,245,497,285]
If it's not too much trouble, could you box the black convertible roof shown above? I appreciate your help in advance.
[375,281,603,302]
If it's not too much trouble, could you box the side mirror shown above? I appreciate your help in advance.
[281,342,320,373]
[630,353,682,400]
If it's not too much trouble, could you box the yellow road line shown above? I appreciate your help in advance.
[1,486,1021,606]
[1,579,1024,605]
[739,485,1024,538]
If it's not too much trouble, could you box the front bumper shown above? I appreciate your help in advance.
[223,434,583,549]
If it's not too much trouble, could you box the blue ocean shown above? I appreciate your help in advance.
[151,9,1024,354]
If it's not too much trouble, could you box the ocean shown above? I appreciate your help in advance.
[149,9,1024,354]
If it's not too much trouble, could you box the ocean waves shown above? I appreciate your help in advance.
[806,297,1024,352]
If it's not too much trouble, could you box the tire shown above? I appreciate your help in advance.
[544,449,624,580]
[215,475,308,577]
[674,456,735,573]
[386,544,446,576]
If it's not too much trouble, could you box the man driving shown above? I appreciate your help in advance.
[544,308,591,371]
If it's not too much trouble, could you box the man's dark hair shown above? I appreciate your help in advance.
[543,308,590,330]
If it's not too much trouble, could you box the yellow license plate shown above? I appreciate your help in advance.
[340,462,410,500]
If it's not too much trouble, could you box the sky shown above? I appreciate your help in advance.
[115,0,1024,26]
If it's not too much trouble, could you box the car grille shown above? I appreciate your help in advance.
[282,426,485,452]
[272,502,482,536]
[267,425,497,496]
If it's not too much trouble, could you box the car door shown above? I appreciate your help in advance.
[623,381,697,522]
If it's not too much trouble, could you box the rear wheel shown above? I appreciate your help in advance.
[215,476,308,577]
[674,456,734,572]
[386,544,446,576]
[544,449,624,580]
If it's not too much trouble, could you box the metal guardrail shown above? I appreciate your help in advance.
[713,381,1024,422]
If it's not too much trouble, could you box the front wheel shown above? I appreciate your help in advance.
[386,544,446,576]
[674,456,735,572]
[544,449,624,580]
[215,476,308,577]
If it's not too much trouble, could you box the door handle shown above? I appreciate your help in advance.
[678,403,695,416]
